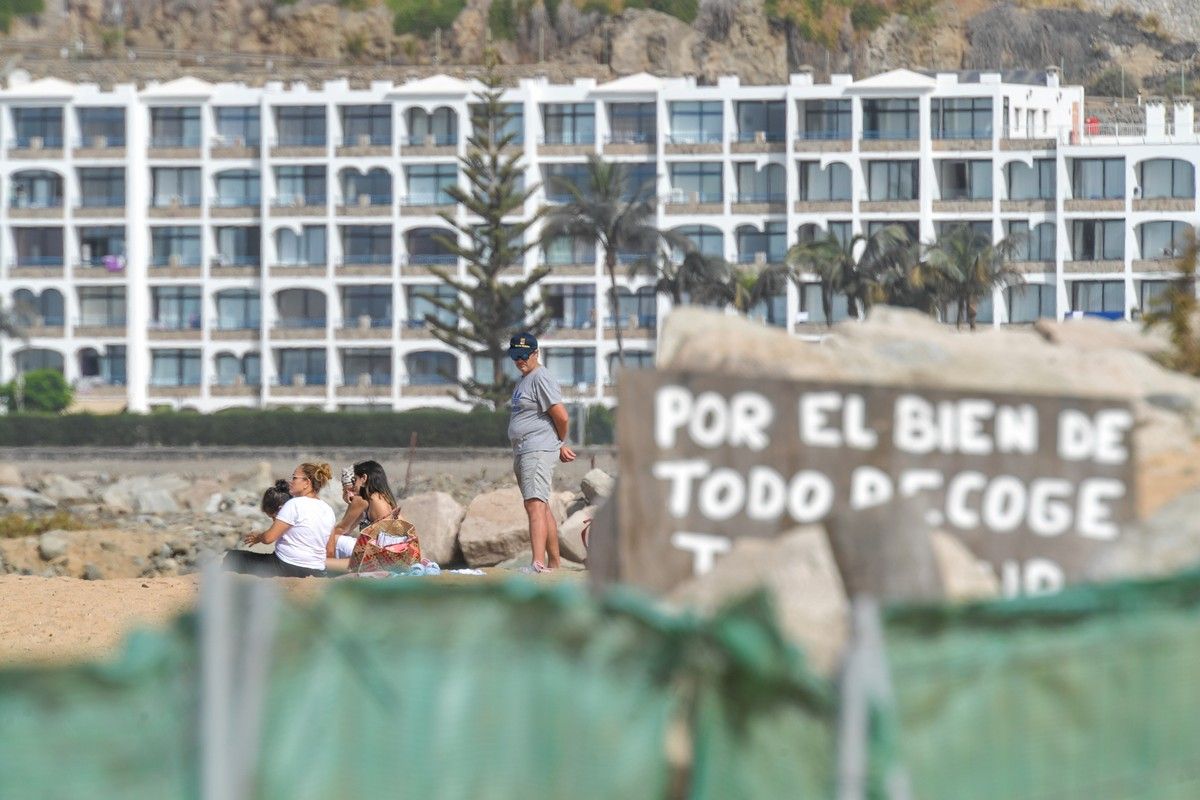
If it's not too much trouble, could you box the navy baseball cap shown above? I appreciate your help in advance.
[508,332,538,360]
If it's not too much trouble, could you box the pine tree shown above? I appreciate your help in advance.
[422,55,550,408]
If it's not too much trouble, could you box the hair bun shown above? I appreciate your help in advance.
[315,463,333,483]
[273,479,289,492]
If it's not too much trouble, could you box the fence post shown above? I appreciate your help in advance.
[200,564,280,800]
[836,595,913,800]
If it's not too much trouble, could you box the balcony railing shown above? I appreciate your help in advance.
[406,134,456,147]
[76,255,126,271]
[402,254,456,266]
[150,379,202,387]
[12,256,65,267]
[149,135,201,148]
[212,254,260,266]
[605,315,657,329]
[10,135,65,149]
[342,316,392,329]
[734,192,786,204]
[275,374,327,386]
[272,194,327,207]
[797,129,850,141]
[341,373,393,387]
[77,317,127,327]
[151,195,202,208]
[340,194,392,206]
[150,256,202,268]
[74,135,126,148]
[274,134,327,147]
[275,317,327,329]
[737,252,785,265]
[341,254,393,265]
[735,130,786,143]
[398,193,454,207]
[605,132,656,144]
[10,198,64,209]
[933,128,993,140]
[212,196,261,208]
[78,196,125,208]
[540,132,595,146]
[214,322,260,331]
[340,134,392,147]
[150,319,202,330]
[861,129,918,141]
[666,189,723,204]
[667,132,723,145]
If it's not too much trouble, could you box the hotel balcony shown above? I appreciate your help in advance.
[8,135,65,159]
[73,135,127,159]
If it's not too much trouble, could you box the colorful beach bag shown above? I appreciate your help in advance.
[347,516,422,574]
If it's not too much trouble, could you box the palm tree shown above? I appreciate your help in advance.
[919,225,1025,330]
[1144,227,1200,374]
[542,155,680,366]
[786,225,912,325]
[635,250,736,308]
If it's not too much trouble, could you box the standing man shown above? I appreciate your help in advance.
[507,331,576,572]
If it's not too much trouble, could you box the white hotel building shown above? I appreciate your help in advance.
[0,67,1195,412]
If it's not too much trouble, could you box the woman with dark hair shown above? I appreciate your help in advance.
[225,462,336,578]
[326,460,399,567]
[260,479,292,518]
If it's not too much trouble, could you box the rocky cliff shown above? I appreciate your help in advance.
[2,0,1198,89]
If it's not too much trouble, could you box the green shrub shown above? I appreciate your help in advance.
[1089,66,1136,98]
[649,0,697,23]
[0,0,43,33]
[0,511,84,539]
[0,408,511,447]
[391,0,466,36]
[585,404,615,445]
[849,0,886,31]
[1,369,73,413]
[543,0,560,22]
[489,0,519,40]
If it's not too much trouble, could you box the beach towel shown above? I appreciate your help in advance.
[347,516,422,574]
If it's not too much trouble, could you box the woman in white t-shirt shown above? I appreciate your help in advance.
[233,462,336,578]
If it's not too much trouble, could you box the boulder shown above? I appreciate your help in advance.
[930,531,1000,601]
[668,526,849,676]
[458,487,530,567]
[401,491,465,566]
[558,505,597,563]
[83,563,104,581]
[40,474,91,502]
[137,489,180,515]
[178,479,225,512]
[580,469,615,505]
[0,487,56,511]
[0,463,21,487]
[38,530,70,561]
[549,490,576,525]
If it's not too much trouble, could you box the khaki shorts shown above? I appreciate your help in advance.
[514,449,557,502]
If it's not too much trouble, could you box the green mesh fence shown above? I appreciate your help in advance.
[0,579,835,800]
[879,570,1200,800]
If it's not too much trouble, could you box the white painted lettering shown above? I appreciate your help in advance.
[671,531,732,575]
[945,471,986,529]
[995,404,1038,454]
[1057,409,1095,461]
[652,459,710,518]
[843,395,879,450]
[654,386,692,448]
[1093,409,1133,465]
[1027,478,1073,536]
[746,466,787,521]
[850,465,893,510]
[799,391,843,448]
[1077,478,1125,540]
[894,395,937,453]
[787,471,835,523]
[982,475,1027,532]
[689,392,730,449]
[697,468,747,521]
[957,399,995,455]
[728,392,774,451]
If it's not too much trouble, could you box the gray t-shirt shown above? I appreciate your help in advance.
[508,366,564,454]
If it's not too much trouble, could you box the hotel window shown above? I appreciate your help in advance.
[275,106,327,146]
[78,168,124,207]
[151,168,201,206]
[149,107,200,148]
[276,225,326,265]
[215,107,260,146]
[937,160,992,201]
[77,107,125,146]
[1070,220,1124,261]
[13,107,64,147]
[151,226,202,267]
[669,101,723,144]
[1006,284,1056,323]
[1005,220,1056,261]
[867,160,919,201]
[798,99,850,140]
[151,287,202,329]
[735,101,785,142]
[342,105,392,146]
[151,349,201,386]
[405,164,457,205]
[215,290,260,330]
[669,162,723,204]
[1138,159,1194,199]
[798,162,851,201]
[1070,280,1124,314]
[1006,159,1055,200]
[542,103,595,145]
[608,102,656,143]
[931,97,992,139]
[1071,158,1125,200]
[862,98,918,140]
